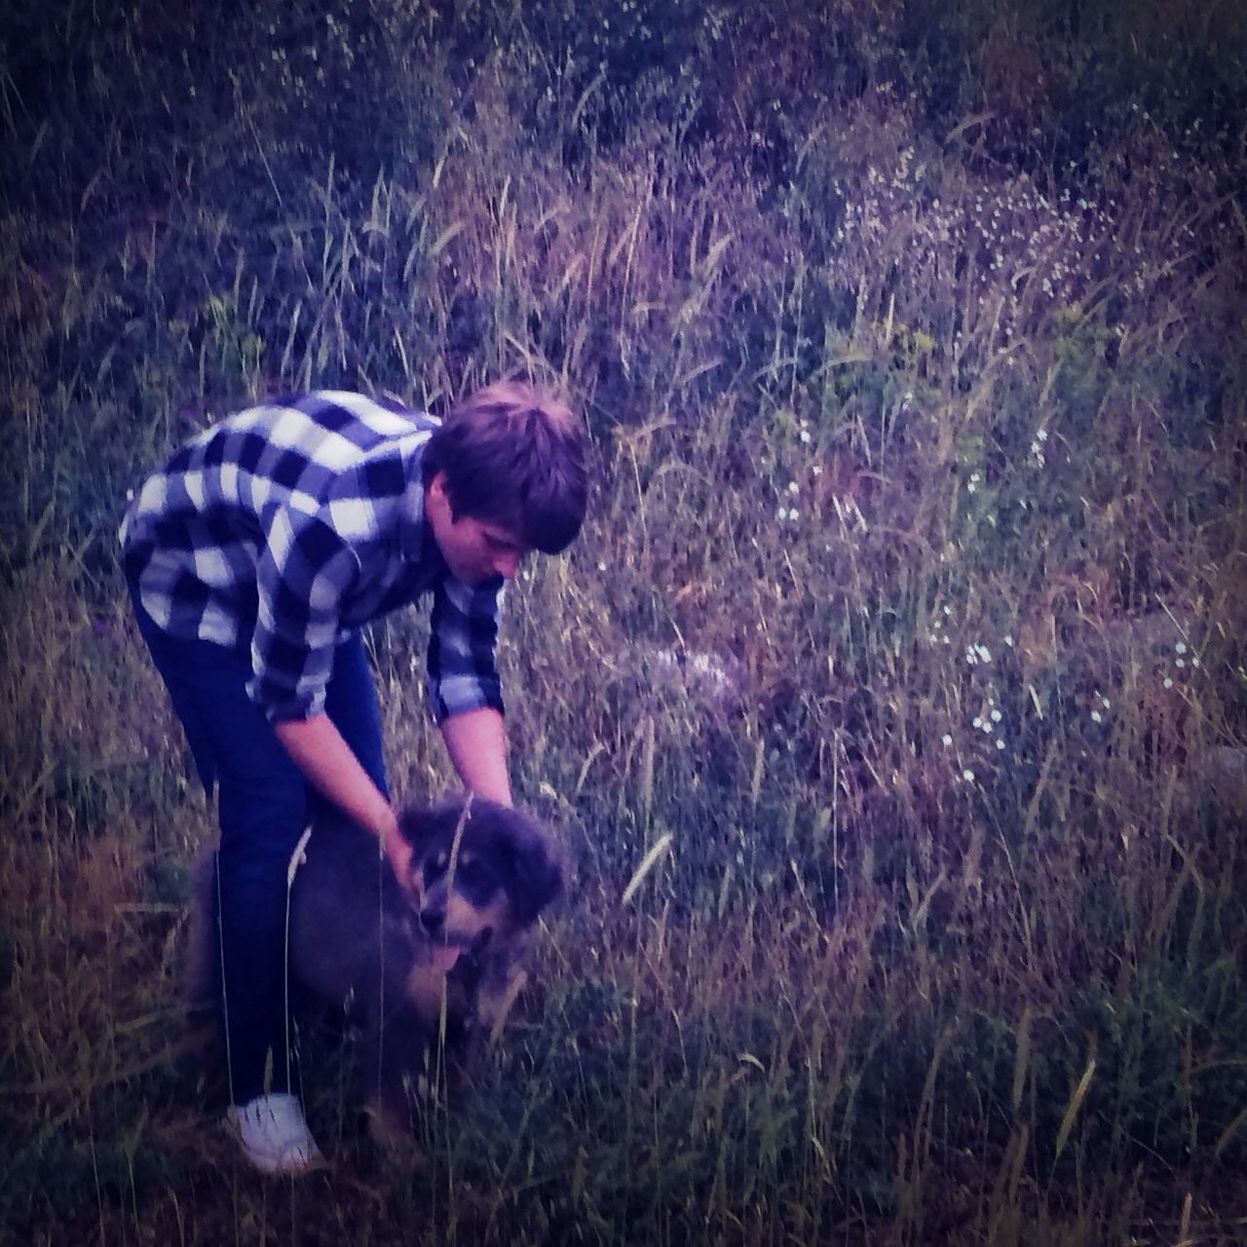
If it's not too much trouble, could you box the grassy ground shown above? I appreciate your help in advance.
[3,2,1247,1243]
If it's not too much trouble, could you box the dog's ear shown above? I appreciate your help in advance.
[493,807,564,926]
[397,801,461,853]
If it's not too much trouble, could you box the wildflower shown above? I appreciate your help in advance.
[996,739,1005,750]
[788,481,799,496]
[1091,710,1102,724]
[800,429,812,444]
[942,734,952,747]
[976,644,992,664]
[991,709,1002,723]
[962,768,976,782]
[1004,635,1014,647]
[777,507,789,521]
[598,561,608,572]
[1175,641,1187,655]
[973,717,983,729]
[1163,677,1174,689]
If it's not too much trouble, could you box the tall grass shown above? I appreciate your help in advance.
[2,1,1246,1243]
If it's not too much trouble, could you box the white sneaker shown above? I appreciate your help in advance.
[227,1093,326,1176]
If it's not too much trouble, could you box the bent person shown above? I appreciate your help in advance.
[119,381,588,1174]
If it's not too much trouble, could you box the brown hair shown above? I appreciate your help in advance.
[422,381,589,554]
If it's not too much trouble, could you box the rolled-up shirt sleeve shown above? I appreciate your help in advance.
[249,508,360,721]
[427,575,505,722]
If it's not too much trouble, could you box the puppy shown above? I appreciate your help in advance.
[190,797,563,1140]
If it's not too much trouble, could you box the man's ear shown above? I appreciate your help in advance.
[427,470,459,523]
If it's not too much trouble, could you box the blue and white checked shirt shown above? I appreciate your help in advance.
[119,391,505,724]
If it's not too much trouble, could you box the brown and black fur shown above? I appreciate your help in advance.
[188,797,563,1138]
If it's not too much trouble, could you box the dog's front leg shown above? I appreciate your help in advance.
[362,992,438,1148]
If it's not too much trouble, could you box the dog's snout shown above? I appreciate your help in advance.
[420,908,445,934]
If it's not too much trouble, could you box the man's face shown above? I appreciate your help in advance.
[426,472,527,585]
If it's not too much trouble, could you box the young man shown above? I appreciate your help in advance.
[120,382,588,1174]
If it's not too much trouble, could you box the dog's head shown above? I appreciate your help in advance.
[397,798,563,972]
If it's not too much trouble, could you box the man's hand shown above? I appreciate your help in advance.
[273,714,416,897]
[380,817,417,903]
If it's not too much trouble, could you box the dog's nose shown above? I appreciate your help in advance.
[420,908,445,934]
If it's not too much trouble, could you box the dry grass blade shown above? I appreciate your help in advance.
[1053,1054,1096,1163]
[429,221,465,257]
[620,833,673,908]
[1012,1007,1032,1112]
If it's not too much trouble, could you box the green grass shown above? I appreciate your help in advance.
[2,2,1247,1243]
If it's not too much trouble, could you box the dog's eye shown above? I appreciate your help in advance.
[456,857,497,892]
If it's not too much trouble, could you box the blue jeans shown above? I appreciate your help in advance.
[129,590,389,1105]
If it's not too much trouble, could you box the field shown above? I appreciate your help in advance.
[2,2,1247,1243]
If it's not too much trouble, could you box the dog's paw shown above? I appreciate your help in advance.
[364,1102,430,1171]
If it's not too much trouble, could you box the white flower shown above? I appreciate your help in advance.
[597,561,608,572]
[976,644,992,663]
[991,709,1002,723]
[788,480,800,495]
[942,734,952,746]
[1176,658,1185,669]
[973,717,983,729]
[811,464,822,477]
[1037,428,1049,442]
[962,768,976,782]
[800,429,812,444]
[789,509,800,522]
[1004,635,1014,647]
[1175,641,1187,655]
[1100,696,1110,709]
[996,739,1005,750]
[1163,677,1174,689]
[1091,710,1102,724]
[777,507,789,521]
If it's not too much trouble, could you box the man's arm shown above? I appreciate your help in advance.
[440,706,512,805]
[272,714,412,886]
[428,572,510,804]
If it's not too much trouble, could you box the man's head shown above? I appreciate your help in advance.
[422,381,589,584]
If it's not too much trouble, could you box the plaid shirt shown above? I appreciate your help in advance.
[119,391,505,724]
